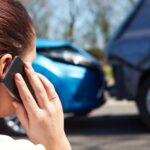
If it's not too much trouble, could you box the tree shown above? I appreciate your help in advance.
[19,0,138,51]
[20,0,50,38]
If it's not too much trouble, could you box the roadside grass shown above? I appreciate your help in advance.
[103,64,113,77]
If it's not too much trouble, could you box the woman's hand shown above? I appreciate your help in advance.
[12,63,71,150]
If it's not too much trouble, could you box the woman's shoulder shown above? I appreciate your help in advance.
[0,135,14,143]
[0,135,46,150]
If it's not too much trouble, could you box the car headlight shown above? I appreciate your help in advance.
[37,46,101,70]
[50,50,89,65]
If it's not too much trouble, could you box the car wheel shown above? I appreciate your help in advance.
[137,77,150,128]
[2,115,26,136]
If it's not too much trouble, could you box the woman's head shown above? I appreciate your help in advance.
[0,0,36,117]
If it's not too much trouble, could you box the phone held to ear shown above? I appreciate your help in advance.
[0,56,36,103]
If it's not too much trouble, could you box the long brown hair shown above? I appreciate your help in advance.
[0,0,35,56]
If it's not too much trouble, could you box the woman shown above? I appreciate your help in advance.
[0,0,71,150]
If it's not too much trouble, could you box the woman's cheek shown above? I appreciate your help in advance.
[0,85,15,117]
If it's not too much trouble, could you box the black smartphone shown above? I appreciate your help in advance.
[0,56,36,102]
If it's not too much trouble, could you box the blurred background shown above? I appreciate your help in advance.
[2,0,150,150]
[21,0,137,59]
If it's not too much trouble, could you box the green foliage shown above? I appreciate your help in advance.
[87,48,104,61]
[103,65,113,77]
[87,48,113,77]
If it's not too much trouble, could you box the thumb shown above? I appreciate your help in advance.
[12,101,29,132]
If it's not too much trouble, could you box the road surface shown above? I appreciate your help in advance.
[65,98,150,150]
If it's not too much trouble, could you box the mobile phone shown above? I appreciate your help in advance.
[0,56,36,102]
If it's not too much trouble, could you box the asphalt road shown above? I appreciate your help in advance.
[65,99,150,150]
[2,98,150,150]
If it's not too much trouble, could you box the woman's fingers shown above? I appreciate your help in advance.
[37,73,58,101]
[24,63,49,108]
[14,73,39,116]
[37,73,63,110]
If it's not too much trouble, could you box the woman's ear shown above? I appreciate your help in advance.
[0,54,12,80]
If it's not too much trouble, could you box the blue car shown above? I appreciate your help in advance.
[1,38,105,135]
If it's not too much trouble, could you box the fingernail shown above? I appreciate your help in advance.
[15,73,21,80]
